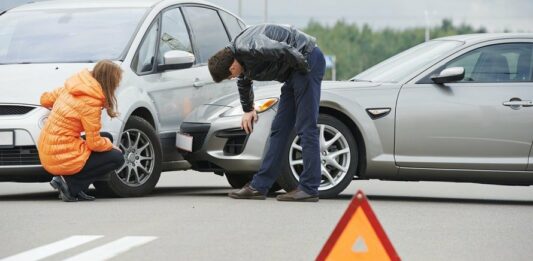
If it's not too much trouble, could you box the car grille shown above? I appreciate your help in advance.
[180,122,211,152]
[0,146,41,166]
[0,105,36,116]
[216,128,249,156]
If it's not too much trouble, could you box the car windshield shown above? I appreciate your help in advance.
[352,40,464,83]
[0,8,147,64]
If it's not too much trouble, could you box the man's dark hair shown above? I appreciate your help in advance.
[208,47,234,83]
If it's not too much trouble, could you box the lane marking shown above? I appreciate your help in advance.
[64,236,157,261]
[0,235,103,261]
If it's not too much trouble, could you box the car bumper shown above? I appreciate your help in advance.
[178,105,276,173]
[0,105,49,180]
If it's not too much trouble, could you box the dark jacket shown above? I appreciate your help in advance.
[229,24,317,112]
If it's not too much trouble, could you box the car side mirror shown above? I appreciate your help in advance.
[158,50,195,71]
[431,67,465,84]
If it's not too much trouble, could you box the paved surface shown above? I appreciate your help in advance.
[1,170,533,261]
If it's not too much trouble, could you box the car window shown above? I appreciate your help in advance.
[133,20,159,74]
[353,40,463,83]
[445,43,533,82]
[158,8,192,65]
[219,11,243,40]
[183,6,230,64]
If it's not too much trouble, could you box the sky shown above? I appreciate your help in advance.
[209,0,533,32]
[1,0,532,32]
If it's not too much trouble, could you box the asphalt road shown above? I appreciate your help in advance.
[1,170,532,261]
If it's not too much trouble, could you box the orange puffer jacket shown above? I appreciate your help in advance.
[38,69,113,175]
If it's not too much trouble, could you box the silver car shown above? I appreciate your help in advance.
[178,33,533,198]
[0,0,245,196]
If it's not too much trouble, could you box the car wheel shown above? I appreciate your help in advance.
[94,116,162,197]
[277,114,358,198]
[225,172,282,193]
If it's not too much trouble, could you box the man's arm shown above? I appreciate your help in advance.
[237,75,254,112]
[236,75,258,134]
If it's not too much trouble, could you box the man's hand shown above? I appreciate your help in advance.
[241,110,258,134]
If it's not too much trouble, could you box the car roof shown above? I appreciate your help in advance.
[8,0,219,11]
[434,33,533,44]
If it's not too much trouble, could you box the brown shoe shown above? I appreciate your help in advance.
[228,184,266,200]
[276,189,319,202]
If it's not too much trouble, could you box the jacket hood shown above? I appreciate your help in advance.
[66,69,105,105]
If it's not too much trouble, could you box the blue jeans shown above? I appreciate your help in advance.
[250,47,326,195]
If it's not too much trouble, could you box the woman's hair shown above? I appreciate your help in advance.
[208,47,234,82]
[92,60,122,118]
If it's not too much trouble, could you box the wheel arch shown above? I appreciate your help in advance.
[130,107,155,128]
[319,106,367,178]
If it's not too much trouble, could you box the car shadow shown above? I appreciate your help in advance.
[329,194,533,206]
[1,186,532,206]
[149,186,232,198]
[0,191,60,201]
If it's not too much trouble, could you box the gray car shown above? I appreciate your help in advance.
[177,33,533,198]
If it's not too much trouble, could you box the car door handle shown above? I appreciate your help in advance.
[503,100,533,107]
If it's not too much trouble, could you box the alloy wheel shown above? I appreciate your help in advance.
[289,124,351,191]
[116,129,155,187]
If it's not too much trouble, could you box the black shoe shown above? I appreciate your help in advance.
[49,176,60,189]
[49,176,62,199]
[276,189,319,202]
[77,191,95,201]
[228,184,266,200]
[55,176,77,202]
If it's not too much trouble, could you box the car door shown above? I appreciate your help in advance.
[181,6,238,108]
[395,41,533,171]
[132,7,202,134]
[133,5,240,135]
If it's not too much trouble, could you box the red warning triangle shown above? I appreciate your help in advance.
[317,190,400,261]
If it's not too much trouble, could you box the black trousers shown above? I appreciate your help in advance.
[64,132,125,196]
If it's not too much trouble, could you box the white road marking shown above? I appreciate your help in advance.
[63,236,157,261]
[0,235,103,261]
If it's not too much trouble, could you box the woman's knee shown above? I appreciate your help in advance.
[110,150,125,167]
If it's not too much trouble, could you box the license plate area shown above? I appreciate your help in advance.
[0,130,14,148]
[176,132,193,152]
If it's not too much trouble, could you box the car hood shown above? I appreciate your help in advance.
[206,80,381,107]
[0,63,103,105]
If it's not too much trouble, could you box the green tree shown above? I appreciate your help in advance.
[304,19,488,80]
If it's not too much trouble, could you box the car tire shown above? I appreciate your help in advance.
[225,172,282,193]
[94,116,162,197]
[277,114,358,198]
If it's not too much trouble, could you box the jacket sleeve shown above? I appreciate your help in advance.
[247,34,309,72]
[80,107,113,152]
[237,75,255,112]
[40,86,65,109]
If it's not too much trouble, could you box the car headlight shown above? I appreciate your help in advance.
[221,98,279,117]
[38,115,48,129]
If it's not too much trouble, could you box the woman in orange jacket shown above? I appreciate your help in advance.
[38,60,125,202]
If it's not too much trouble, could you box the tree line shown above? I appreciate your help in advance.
[302,19,487,80]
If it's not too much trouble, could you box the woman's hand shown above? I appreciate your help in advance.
[241,110,258,134]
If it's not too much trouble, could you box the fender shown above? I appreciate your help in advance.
[319,84,400,178]
[101,81,160,143]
